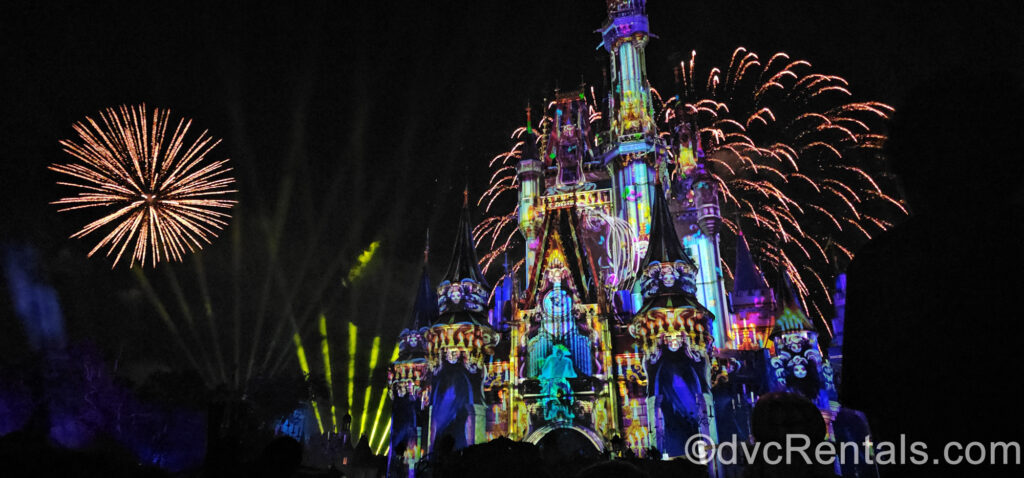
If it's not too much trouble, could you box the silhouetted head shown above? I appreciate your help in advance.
[130,466,171,478]
[254,436,302,477]
[750,392,826,444]
[576,460,649,478]
[887,68,1023,214]
[437,434,456,455]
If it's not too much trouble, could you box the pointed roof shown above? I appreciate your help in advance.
[409,266,439,330]
[433,191,493,326]
[636,186,709,315]
[488,253,518,332]
[396,234,438,362]
[494,252,518,303]
[441,189,489,289]
[733,229,770,293]
[525,208,598,307]
[771,271,815,335]
[523,106,540,161]
[395,265,437,362]
[640,185,697,268]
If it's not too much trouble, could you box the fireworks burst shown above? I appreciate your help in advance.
[51,104,237,268]
[477,48,907,316]
[671,47,906,315]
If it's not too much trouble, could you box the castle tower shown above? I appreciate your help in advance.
[516,107,544,276]
[424,193,499,451]
[548,94,592,192]
[827,273,846,389]
[386,240,436,476]
[483,254,517,441]
[767,272,837,412]
[599,0,658,254]
[489,254,517,333]
[726,230,776,350]
[627,186,717,459]
[683,164,731,350]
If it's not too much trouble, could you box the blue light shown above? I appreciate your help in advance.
[3,244,66,351]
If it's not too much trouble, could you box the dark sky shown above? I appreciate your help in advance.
[1,1,1020,380]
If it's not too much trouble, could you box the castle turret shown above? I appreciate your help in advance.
[600,0,658,253]
[424,192,499,451]
[517,107,544,276]
[683,163,731,349]
[668,104,703,174]
[727,230,776,350]
[489,254,517,333]
[601,0,657,142]
[387,238,436,476]
[767,272,837,412]
[692,165,720,237]
[771,272,815,335]
[548,92,593,192]
[628,186,718,459]
[827,273,846,389]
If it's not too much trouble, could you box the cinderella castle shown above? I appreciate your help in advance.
[387,1,852,476]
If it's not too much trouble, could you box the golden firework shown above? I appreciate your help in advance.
[51,104,237,268]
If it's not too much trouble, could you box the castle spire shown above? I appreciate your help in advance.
[600,0,655,142]
[627,184,719,460]
[733,227,769,293]
[597,0,659,253]
[392,264,438,364]
[424,196,498,453]
[393,230,439,363]
[525,104,533,135]
[423,228,430,265]
[435,193,490,323]
[636,184,707,311]
[727,223,777,350]
[441,190,488,289]
[490,250,516,332]
[409,266,438,330]
[516,109,544,276]
[640,184,694,268]
[523,106,539,161]
[771,270,815,335]
[411,230,437,331]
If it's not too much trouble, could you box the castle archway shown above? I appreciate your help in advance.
[525,425,603,462]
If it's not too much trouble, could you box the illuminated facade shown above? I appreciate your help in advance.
[389,1,839,475]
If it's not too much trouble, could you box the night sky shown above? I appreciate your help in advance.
[1,1,1020,386]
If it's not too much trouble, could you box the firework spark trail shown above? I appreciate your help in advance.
[476,47,907,315]
[51,104,237,268]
